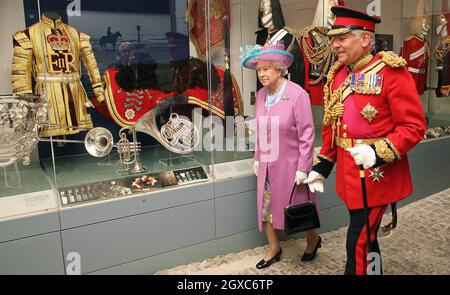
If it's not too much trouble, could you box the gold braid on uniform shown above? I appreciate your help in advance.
[295,26,335,85]
[323,61,344,126]
[322,61,347,148]
[369,138,401,168]
[378,51,407,68]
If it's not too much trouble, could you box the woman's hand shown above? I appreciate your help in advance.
[253,160,259,176]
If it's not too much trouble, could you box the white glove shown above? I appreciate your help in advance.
[347,144,376,169]
[253,160,259,176]
[294,171,307,185]
[303,171,325,193]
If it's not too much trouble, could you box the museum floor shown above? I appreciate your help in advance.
[155,188,450,275]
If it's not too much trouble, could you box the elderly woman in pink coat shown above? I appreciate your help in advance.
[241,44,321,269]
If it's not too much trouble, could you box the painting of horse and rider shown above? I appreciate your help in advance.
[100,26,122,50]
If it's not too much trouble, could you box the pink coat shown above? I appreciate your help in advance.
[254,80,318,231]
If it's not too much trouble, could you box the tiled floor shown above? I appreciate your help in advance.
[156,188,450,275]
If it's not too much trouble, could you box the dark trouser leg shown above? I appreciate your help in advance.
[344,205,388,275]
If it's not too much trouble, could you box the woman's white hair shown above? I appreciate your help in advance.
[351,30,376,51]
[272,61,288,74]
[256,61,288,75]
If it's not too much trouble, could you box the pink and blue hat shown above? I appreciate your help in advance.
[240,43,294,69]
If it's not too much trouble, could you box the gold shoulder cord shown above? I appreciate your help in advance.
[323,61,346,148]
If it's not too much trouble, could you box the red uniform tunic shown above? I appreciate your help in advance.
[400,35,429,95]
[314,53,426,210]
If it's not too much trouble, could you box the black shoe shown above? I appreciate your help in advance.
[301,236,322,262]
[256,248,282,269]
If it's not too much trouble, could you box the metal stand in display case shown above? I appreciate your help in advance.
[1,161,21,188]
[159,152,198,167]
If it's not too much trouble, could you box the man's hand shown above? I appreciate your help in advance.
[253,160,259,176]
[303,171,325,193]
[294,171,307,185]
[347,144,376,169]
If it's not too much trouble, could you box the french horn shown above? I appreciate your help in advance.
[134,95,200,154]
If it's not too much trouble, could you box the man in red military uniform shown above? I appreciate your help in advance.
[304,6,426,275]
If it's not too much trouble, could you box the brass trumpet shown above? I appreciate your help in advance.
[84,127,114,158]
[116,126,146,175]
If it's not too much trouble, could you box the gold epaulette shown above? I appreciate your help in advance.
[379,51,407,68]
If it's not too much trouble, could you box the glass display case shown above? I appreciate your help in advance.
[3,0,450,208]
[1,0,450,274]
[1,0,255,210]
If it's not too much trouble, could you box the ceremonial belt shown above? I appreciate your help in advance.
[36,73,80,83]
[335,137,382,149]
[341,59,386,102]
[408,67,426,74]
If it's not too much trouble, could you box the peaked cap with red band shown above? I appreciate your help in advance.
[327,6,381,36]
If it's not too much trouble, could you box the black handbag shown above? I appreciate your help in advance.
[284,183,320,235]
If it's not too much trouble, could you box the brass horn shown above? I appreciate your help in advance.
[134,105,199,154]
[84,127,114,157]
[116,126,146,174]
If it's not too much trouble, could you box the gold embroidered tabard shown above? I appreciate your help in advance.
[11,15,105,137]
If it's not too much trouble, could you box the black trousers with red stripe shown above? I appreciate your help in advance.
[344,205,388,275]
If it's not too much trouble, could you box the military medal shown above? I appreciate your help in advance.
[351,73,383,95]
[350,73,357,92]
[360,103,378,122]
[363,74,370,94]
[371,73,383,94]
[376,74,383,94]
[369,167,384,182]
